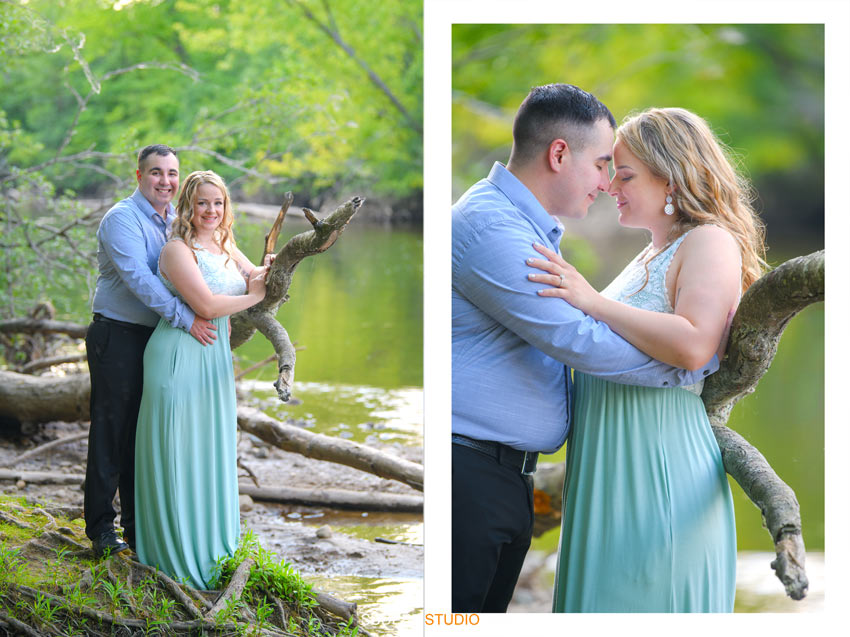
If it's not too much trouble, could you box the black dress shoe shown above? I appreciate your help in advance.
[92,531,130,557]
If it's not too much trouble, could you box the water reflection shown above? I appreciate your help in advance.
[304,575,423,637]
[240,380,423,446]
[735,551,823,612]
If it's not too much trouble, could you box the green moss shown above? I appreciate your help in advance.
[1,500,362,635]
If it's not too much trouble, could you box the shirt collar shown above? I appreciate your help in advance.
[486,162,563,245]
[130,188,174,226]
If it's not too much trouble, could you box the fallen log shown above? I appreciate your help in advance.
[240,485,422,512]
[0,469,421,513]
[19,352,87,374]
[0,370,90,428]
[237,405,423,491]
[0,317,88,339]
[0,468,86,485]
[0,370,423,490]
[0,431,88,468]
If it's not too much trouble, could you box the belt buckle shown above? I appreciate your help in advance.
[520,451,536,476]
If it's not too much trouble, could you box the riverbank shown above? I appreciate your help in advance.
[0,409,423,583]
[508,548,824,613]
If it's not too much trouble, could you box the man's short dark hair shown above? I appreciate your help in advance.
[510,84,616,165]
[138,144,178,170]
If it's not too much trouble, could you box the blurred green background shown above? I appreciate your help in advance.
[453,23,823,247]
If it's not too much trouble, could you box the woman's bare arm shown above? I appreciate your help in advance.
[529,226,741,370]
[160,241,266,319]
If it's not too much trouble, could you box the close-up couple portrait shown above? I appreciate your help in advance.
[451,23,825,616]
[0,0,422,635]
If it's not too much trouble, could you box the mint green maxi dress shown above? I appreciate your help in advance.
[552,230,737,612]
[135,242,245,589]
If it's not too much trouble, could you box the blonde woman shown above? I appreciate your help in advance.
[527,108,766,612]
[135,170,269,589]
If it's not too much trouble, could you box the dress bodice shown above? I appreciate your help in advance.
[159,240,247,299]
[601,230,703,395]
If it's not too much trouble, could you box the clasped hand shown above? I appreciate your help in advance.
[248,265,269,296]
[526,243,600,314]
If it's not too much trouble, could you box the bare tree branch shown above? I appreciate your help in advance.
[283,0,421,134]
[230,196,364,402]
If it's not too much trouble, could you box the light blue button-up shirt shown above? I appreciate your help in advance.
[91,189,194,331]
[452,163,717,453]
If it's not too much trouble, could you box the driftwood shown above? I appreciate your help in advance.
[0,369,91,429]
[0,468,420,513]
[229,194,363,402]
[237,405,423,491]
[0,373,423,489]
[240,485,422,512]
[532,251,823,601]
[18,352,87,374]
[0,318,88,340]
[0,469,87,485]
[0,375,423,490]
[206,557,255,619]
[0,431,87,468]
[701,251,824,600]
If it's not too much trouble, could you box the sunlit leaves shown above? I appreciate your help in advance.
[452,23,824,215]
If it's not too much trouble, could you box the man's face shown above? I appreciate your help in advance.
[550,119,614,219]
[136,152,179,213]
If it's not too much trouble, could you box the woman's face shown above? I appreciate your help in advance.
[608,140,671,231]
[191,182,225,234]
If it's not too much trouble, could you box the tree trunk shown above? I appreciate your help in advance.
[531,251,823,600]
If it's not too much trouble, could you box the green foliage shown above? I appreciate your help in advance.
[1,499,362,635]
[1,0,422,200]
[0,0,421,325]
[452,24,824,240]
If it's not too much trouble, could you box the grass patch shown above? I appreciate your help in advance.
[0,496,367,636]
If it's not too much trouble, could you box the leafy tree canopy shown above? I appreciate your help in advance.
[452,24,823,241]
[1,0,422,201]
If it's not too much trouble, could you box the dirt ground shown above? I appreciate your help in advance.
[0,417,423,580]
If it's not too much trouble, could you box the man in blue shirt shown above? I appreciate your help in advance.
[451,85,717,612]
[84,144,217,556]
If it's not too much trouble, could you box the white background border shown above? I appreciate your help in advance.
[424,0,849,635]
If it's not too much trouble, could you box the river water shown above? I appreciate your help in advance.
[232,215,424,635]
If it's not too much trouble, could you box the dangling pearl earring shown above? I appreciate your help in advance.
[663,194,675,216]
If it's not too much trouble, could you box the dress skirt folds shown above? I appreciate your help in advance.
[134,313,240,589]
[552,372,736,612]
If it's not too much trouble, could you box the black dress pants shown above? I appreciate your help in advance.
[84,317,154,544]
[452,443,534,612]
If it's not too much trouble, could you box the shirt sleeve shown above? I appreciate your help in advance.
[99,213,196,331]
[454,218,717,387]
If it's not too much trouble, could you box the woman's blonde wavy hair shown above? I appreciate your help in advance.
[617,107,767,292]
[171,170,236,265]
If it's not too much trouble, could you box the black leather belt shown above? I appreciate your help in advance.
[452,434,538,476]
[92,313,153,332]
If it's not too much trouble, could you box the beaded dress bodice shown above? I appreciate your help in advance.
[159,240,247,299]
[600,230,703,395]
